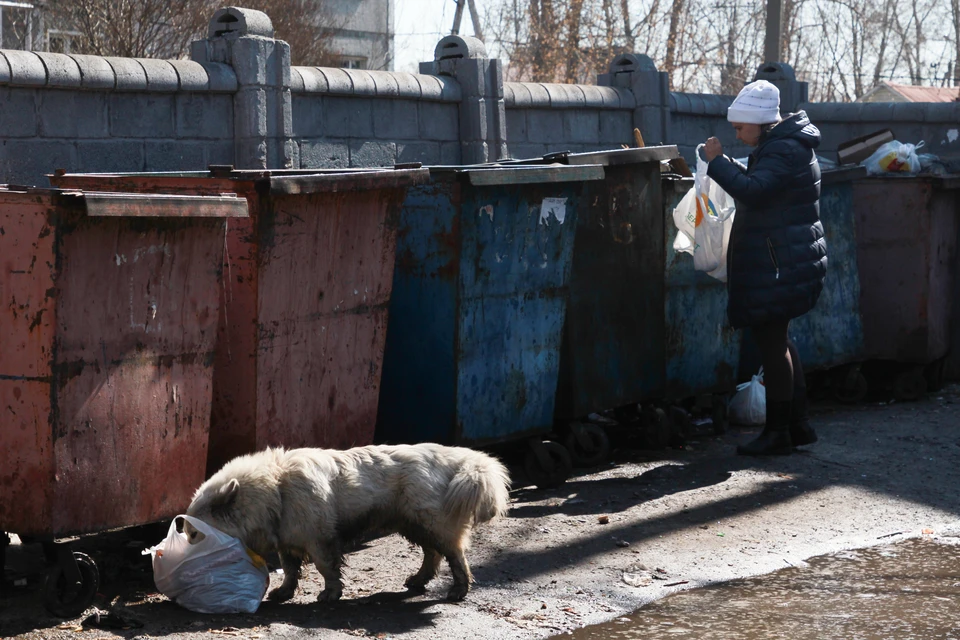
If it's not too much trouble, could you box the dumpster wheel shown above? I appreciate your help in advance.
[893,367,927,402]
[833,366,868,404]
[43,551,99,618]
[525,440,572,489]
[564,423,611,468]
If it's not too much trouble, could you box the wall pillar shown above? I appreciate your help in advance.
[599,53,671,146]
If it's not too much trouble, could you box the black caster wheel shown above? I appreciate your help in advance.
[43,551,99,618]
[524,440,572,489]
[833,366,868,403]
[711,396,728,434]
[564,423,611,467]
[893,367,927,402]
[925,358,946,393]
[642,407,671,449]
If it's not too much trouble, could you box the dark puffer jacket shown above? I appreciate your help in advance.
[707,110,827,329]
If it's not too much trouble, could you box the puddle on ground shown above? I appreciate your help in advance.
[554,537,960,639]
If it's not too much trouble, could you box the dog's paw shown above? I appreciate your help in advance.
[317,587,343,603]
[404,575,430,592]
[268,585,296,602]
[445,584,469,602]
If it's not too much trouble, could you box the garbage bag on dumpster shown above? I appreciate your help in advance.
[144,516,268,614]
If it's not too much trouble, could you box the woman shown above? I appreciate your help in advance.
[703,79,827,456]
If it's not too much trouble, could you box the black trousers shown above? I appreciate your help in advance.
[751,320,805,403]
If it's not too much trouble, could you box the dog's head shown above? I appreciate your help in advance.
[185,477,245,543]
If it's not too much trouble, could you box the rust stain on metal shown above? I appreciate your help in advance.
[51,170,412,474]
[0,187,228,538]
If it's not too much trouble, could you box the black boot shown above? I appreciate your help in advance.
[737,400,793,456]
[790,388,818,446]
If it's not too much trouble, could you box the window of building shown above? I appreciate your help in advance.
[340,57,367,70]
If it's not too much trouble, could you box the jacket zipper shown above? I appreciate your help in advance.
[766,238,780,280]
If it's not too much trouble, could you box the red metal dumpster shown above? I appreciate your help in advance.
[853,175,960,396]
[0,185,247,614]
[51,167,429,474]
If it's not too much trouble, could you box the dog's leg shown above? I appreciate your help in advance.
[444,548,473,601]
[268,551,302,602]
[310,542,344,603]
[404,547,442,592]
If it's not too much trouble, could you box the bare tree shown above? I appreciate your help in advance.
[45,0,342,64]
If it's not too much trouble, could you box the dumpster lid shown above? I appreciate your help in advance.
[81,191,249,217]
[490,145,679,167]
[821,165,867,185]
[427,164,605,186]
[266,167,430,195]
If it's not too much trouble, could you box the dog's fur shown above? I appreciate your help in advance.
[185,443,510,602]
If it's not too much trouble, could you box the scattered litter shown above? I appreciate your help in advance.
[598,516,610,525]
[210,627,243,636]
[80,608,143,630]
[664,580,689,587]
[56,624,84,632]
[615,539,630,548]
[877,531,906,539]
[923,528,935,535]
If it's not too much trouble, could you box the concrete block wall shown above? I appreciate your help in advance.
[0,50,236,186]
[503,82,636,160]
[291,66,461,168]
[1,7,960,187]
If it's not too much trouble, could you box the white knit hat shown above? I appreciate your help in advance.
[727,80,781,124]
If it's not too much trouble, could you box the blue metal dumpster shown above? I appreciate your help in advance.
[375,164,604,487]
[663,175,741,402]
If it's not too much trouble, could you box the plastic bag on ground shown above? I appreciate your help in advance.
[728,368,766,426]
[672,144,736,282]
[143,515,269,614]
[863,140,923,175]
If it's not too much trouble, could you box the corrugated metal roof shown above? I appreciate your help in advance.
[885,82,959,103]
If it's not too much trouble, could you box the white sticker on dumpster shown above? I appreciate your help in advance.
[539,198,567,225]
[479,204,494,221]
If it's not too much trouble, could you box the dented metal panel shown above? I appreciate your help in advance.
[0,188,227,537]
[789,168,866,371]
[377,167,595,447]
[555,159,668,419]
[853,176,960,364]
[663,176,741,398]
[51,169,421,474]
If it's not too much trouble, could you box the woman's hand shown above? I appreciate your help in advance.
[704,137,723,162]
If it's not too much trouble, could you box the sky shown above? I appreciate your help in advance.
[394,0,492,73]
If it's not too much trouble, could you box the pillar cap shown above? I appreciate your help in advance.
[208,7,274,39]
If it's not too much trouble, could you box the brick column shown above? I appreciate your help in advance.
[420,35,506,164]
[598,53,671,146]
[190,7,296,169]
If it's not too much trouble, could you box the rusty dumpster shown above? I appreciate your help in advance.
[663,175,741,410]
[547,147,677,463]
[50,166,429,475]
[851,175,960,399]
[0,185,247,615]
[375,164,604,488]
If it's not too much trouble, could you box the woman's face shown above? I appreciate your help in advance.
[732,123,763,147]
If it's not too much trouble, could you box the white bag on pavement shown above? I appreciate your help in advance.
[144,515,269,614]
[672,144,736,282]
[728,368,766,426]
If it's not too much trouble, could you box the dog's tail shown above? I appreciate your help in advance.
[443,451,511,525]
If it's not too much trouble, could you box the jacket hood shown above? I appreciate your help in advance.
[766,110,821,149]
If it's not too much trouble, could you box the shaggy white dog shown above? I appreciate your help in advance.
[185,444,510,602]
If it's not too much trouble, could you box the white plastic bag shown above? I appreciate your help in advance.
[863,140,923,175]
[143,515,269,614]
[672,144,736,281]
[728,368,766,426]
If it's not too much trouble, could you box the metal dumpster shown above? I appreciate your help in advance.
[663,175,741,407]
[551,149,677,453]
[0,185,246,615]
[739,166,870,402]
[852,175,960,398]
[375,164,604,487]
[50,166,428,475]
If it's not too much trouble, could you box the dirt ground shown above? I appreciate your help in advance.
[3,386,960,640]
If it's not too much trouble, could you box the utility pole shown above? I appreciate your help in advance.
[763,0,782,63]
[451,0,484,41]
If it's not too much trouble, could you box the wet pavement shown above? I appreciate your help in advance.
[554,535,960,639]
